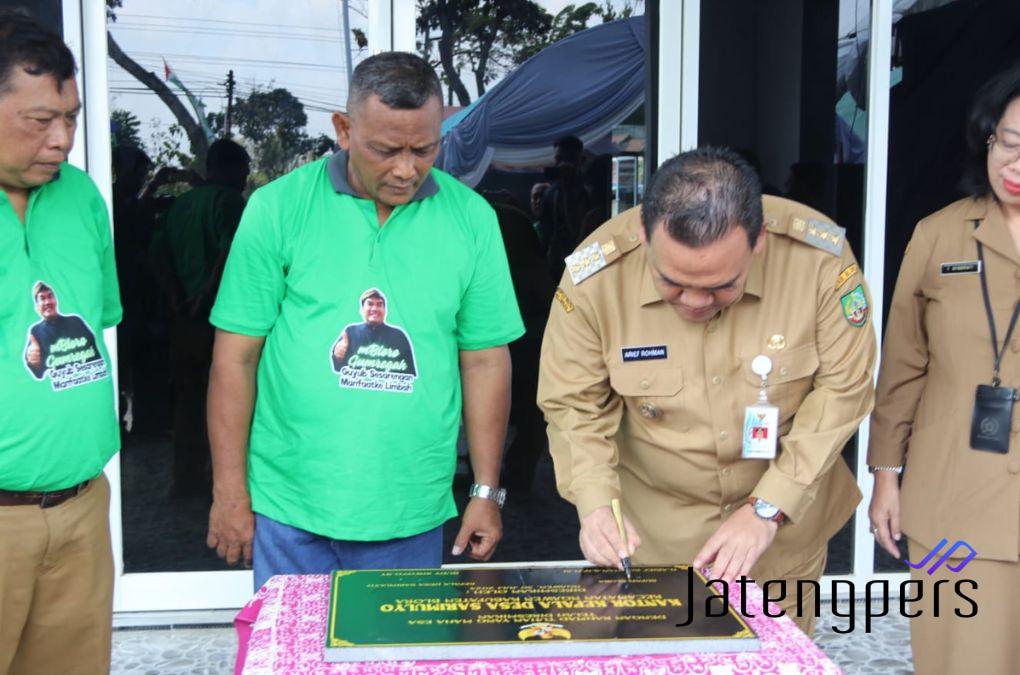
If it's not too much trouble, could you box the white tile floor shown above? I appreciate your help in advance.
[111,599,914,674]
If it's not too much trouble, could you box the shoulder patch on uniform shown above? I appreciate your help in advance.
[554,288,574,313]
[840,283,869,327]
[835,263,859,290]
[566,241,613,285]
[788,216,846,257]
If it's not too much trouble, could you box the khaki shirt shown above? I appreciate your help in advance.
[538,197,876,568]
[869,196,1020,561]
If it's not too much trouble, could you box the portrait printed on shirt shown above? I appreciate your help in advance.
[331,288,418,393]
[23,281,109,391]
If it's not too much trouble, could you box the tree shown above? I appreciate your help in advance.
[417,0,551,106]
[106,0,209,166]
[231,87,315,179]
[110,108,142,149]
[417,1,638,105]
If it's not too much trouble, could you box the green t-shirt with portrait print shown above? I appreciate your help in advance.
[0,163,122,491]
[210,152,525,541]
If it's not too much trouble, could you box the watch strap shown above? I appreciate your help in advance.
[469,483,506,509]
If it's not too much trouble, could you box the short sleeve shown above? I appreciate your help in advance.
[94,186,122,329]
[209,190,286,336]
[455,198,525,350]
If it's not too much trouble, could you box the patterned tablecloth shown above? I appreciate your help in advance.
[236,574,842,675]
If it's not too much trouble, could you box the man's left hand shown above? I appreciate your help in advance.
[452,497,503,561]
[692,504,779,583]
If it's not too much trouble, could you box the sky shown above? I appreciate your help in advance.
[107,0,643,158]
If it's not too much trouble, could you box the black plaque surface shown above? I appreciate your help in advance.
[325,565,757,662]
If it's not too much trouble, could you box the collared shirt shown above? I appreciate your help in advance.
[211,152,524,541]
[870,196,1020,561]
[0,164,121,491]
[538,197,875,566]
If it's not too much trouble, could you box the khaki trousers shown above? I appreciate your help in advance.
[907,538,1019,675]
[752,545,828,637]
[0,474,113,675]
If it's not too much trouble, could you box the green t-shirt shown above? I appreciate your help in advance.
[0,164,122,491]
[156,183,245,301]
[210,153,525,541]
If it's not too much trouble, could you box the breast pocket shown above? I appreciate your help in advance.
[609,365,684,422]
[741,343,819,421]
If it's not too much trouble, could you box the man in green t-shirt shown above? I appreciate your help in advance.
[0,13,121,674]
[151,138,249,497]
[207,52,524,588]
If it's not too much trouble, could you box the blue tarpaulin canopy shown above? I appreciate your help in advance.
[438,15,646,186]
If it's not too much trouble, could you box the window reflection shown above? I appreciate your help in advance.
[699,0,870,574]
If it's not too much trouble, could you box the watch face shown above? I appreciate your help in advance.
[755,501,780,519]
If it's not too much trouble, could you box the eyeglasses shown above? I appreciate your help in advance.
[988,134,1020,166]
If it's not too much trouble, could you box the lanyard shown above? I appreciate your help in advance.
[976,229,1020,386]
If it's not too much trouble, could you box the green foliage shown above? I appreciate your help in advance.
[110,109,142,149]
[417,0,640,104]
[148,120,194,170]
[105,0,123,20]
[230,87,318,179]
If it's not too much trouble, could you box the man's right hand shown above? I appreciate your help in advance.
[207,491,255,567]
[26,335,41,368]
[332,330,349,360]
[579,505,641,569]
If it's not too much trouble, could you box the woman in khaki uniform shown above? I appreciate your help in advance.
[869,63,1020,674]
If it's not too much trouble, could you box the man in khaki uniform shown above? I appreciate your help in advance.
[537,148,876,635]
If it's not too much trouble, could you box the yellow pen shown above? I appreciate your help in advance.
[610,498,633,581]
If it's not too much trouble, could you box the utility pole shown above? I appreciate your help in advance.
[224,69,236,137]
[341,0,354,91]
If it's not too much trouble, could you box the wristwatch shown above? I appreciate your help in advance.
[469,483,507,509]
[748,497,786,524]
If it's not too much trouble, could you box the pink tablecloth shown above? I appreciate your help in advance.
[236,574,842,674]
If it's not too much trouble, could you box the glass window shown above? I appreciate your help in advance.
[107,1,360,573]
[698,0,870,574]
[416,0,647,563]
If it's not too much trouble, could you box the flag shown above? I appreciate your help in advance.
[163,58,215,143]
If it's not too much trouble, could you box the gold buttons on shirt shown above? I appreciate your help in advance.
[1008,461,1020,475]
[638,402,662,419]
[712,376,722,385]
[768,334,786,351]
[721,466,731,476]
[719,430,729,440]
[780,366,789,376]
[640,379,650,390]
[723,504,734,513]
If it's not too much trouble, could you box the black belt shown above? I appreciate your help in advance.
[0,479,91,508]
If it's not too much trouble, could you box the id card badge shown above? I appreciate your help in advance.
[743,402,779,459]
[743,355,778,460]
[970,384,1016,453]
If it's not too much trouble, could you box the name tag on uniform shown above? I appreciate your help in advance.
[621,345,668,362]
[941,261,981,275]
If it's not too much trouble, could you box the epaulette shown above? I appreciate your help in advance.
[565,239,619,285]
[564,208,644,285]
[773,214,846,257]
